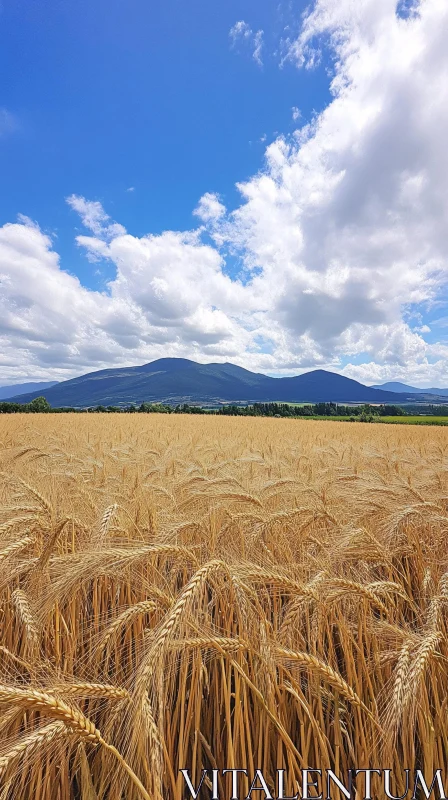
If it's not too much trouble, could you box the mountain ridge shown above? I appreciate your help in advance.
[6,358,440,408]
[0,381,58,401]
[372,381,448,397]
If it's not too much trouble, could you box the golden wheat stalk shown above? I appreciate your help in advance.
[0,646,33,671]
[52,683,130,701]
[99,600,156,654]
[35,516,70,571]
[1,409,448,797]
[384,639,412,738]
[10,589,39,652]
[13,478,53,517]
[137,559,227,687]
[0,685,151,800]
[0,536,34,561]
[0,516,37,535]
[99,504,118,540]
[274,646,376,719]
[327,578,389,614]
[404,631,442,709]
[167,636,245,652]
[0,721,71,780]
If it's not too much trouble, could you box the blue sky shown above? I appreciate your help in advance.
[0,0,447,387]
[0,0,330,289]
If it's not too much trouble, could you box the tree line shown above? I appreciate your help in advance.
[0,396,426,418]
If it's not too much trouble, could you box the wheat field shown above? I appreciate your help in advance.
[0,414,447,799]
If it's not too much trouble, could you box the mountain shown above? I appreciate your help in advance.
[7,358,424,408]
[0,381,58,401]
[372,381,448,397]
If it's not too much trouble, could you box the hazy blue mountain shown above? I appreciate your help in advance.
[7,359,425,407]
[0,381,58,400]
[372,381,448,397]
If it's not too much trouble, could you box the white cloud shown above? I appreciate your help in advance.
[229,20,264,67]
[75,235,110,262]
[1,0,448,387]
[252,31,264,67]
[229,20,252,44]
[0,218,256,383]
[194,192,226,223]
[223,0,448,384]
[66,195,126,240]
[291,106,301,121]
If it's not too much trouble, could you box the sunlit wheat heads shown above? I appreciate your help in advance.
[0,414,447,798]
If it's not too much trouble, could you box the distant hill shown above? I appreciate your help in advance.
[7,358,425,408]
[372,381,448,398]
[0,381,58,401]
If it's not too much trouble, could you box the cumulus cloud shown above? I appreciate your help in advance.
[229,20,264,66]
[1,0,448,387]
[0,217,257,383]
[224,0,448,384]
[194,192,226,223]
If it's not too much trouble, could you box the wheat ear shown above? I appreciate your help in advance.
[53,683,130,701]
[138,559,226,689]
[0,685,151,800]
[384,639,412,740]
[0,517,37,536]
[100,600,156,654]
[403,631,441,710]
[167,636,244,652]
[14,478,53,517]
[275,646,377,721]
[99,504,118,540]
[11,589,39,652]
[328,578,389,614]
[0,721,71,780]
[0,536,34,561]
[35,516,70,571]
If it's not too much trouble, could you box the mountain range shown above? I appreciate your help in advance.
[372,381,448,397]
[4,358,445,408]
[0,381,58,401]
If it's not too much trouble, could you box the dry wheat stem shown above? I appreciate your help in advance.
[0,685,151,800]
[1,415,447,798]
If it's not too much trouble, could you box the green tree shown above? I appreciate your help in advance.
[27,396,51,413]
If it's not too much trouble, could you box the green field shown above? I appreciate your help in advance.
[270,401,315,407]
[379,415,448,425]
[305,415,448,425]
[201,411,448,424]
